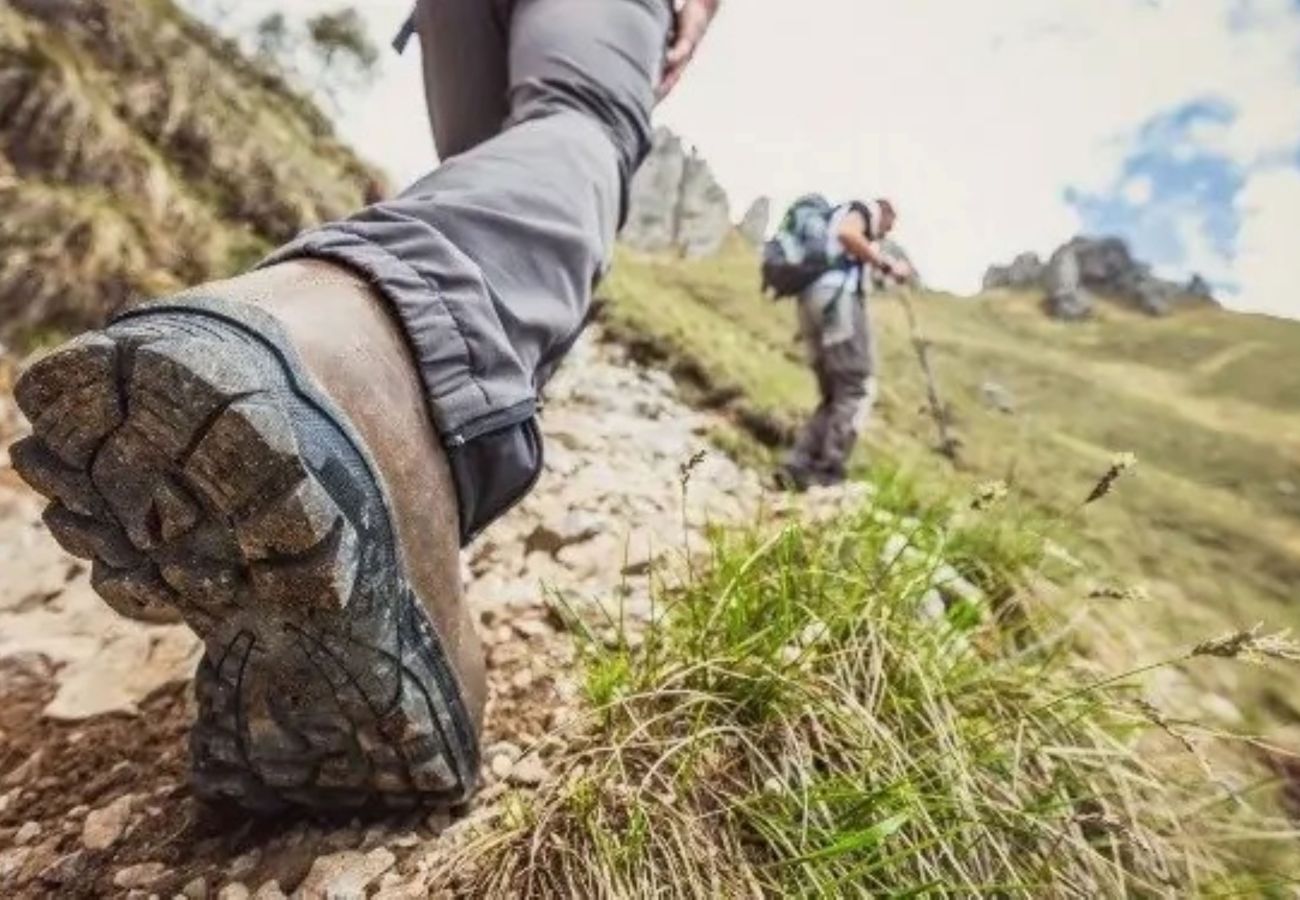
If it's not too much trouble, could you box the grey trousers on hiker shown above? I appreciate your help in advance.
[787,279,879,485]
[261,0,671,542]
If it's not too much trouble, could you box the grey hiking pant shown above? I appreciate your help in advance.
[787,278,878,484]
[262,0,671,543]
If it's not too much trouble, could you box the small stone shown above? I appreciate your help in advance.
[510,669,535,691]
[489,754,513,781]
[297,848,396,900]
[424,811,452,835]
[181,876,209,899]
[252,880,286,900]
[0,847,32,882]
[113,861,169,890]
[508,754,550,787]
[226,849,261,880]
[82,794,135,850]
[13,820,41,845]
[66,804,89,819]
[2,749,43,786]
[216,884,250,900]
[38,849,87,886]
[0,787,18,815]
[389,832,420,849]
[513,618,552,639]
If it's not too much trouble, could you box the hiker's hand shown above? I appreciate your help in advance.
[887,260,914,282]
[659,0,721,100]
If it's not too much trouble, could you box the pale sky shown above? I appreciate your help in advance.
[189,0,1300,319]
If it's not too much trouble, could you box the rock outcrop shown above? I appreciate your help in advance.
[1044,245,1092,320]
[984,236,1219,319]
[0,0,383,348]
[622,128,732,258]
[737,197,771,244]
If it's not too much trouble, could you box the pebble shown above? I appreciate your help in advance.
[252,880,287,900]
[297,847,396,899]
[507,754,551,787]
[226,849,261,880]
[424,811,452,835]
[489,753,513,781]
[38,849,87,886]
[13,820,40,845]
[82,794,135,850]
[113,861,169,890]
[216,884,250,900]
[181,876,209,899]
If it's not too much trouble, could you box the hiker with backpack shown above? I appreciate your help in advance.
[11,0,720,814]
[763,197,913,489]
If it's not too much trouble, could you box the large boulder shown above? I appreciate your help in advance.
[1044,246,1092,320]
[622,128,731,258]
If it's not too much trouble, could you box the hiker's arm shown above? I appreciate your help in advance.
[659,0,722,99]
[838,213,914,280]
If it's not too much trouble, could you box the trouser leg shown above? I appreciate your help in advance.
[262,0,671,542]
[787,292,833,475]
[414,0,512,159]
[815,295,876,482]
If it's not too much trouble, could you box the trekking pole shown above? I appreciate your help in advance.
[897,286,960,461]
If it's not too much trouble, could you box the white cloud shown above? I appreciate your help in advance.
[1122,175,1155,207]
[1234,166,1300,318]
[185,0,1300,317]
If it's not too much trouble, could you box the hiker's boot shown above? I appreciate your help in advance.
[773,463,812,493]
[10,260,487,813]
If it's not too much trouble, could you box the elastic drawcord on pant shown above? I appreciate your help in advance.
[392,5,418,53]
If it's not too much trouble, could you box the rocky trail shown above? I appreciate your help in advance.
[0,331,865,899]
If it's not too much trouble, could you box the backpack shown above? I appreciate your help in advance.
[763,194,871,299]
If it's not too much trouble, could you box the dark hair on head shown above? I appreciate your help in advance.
[877,198,897,221]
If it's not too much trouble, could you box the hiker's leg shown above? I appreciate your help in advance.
[263,0,671,540]
[815,295,872,484]
[414,0,511,159]
[13,0,670,813]
[786,291,837,479]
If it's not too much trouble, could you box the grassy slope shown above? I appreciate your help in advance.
[0,0,382,348]
[598,236,1300,727]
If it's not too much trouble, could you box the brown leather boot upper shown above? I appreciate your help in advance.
[185,259,488,736]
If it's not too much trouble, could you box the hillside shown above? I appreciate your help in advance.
[0,0,382,349]
[600,236,1300,727]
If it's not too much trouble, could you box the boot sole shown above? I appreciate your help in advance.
[11,299,478,812]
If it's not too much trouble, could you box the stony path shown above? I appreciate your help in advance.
[0,331,859,899]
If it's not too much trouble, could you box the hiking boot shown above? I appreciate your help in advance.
[10,260,486,812]
[772,464,812,493]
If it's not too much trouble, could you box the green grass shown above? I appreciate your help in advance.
[438,477,1299,896]
[595,238,1300,727]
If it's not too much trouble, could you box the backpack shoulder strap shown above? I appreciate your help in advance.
[844,200,879,239]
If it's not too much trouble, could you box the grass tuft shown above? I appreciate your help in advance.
[438,483,1299,897]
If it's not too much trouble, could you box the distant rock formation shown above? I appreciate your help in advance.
[1044,245,1091,321]
[984,236,1219,319]
[622,128,732,258]
[737,197,771,244]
